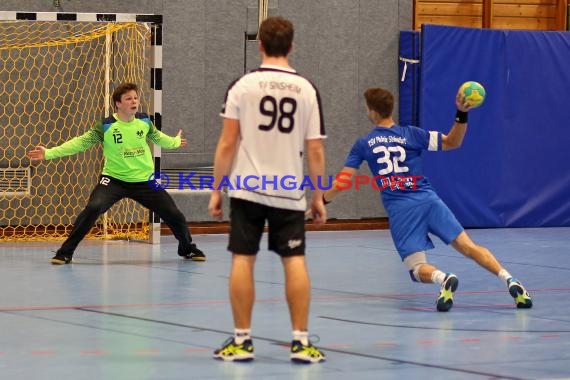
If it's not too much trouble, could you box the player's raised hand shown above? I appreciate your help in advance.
[27,146,47,161]
[177,129,187,147]
[456,91,470,112]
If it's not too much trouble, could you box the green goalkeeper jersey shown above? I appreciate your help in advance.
[44,112,181,182]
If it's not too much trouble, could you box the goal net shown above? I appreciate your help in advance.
[0,19,154,242]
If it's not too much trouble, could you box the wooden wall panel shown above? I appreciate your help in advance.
[493,4,555,17]
[415,15,482,27]
[416,3,482,15]
[493,0,556,4]
[492,16,558,28]
[414,0,566,30]
[418,0,482,2]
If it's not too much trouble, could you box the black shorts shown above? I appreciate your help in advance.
[228,197,305,257]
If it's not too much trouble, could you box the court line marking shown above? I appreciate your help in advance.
[320,315,570,333]
[0,302,552,378]
[1,287,568,312]
[76,308,529,380]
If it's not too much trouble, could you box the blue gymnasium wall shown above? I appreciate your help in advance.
[398,31,421,127]
[419,24,570,227]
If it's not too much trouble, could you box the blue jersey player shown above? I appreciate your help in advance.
[322,87,532,312]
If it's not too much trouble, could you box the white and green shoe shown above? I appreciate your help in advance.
[213,337,254,362]
[436,273,459,312]
[508,278,533,309]
[290,340,326,363]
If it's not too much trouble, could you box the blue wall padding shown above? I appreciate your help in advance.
[419,24,570,227]
[398,31,421,126]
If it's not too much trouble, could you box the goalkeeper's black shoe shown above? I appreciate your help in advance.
[51,252,73,265]
[179,243,206,261]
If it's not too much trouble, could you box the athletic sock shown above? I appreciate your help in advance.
[498,269,512,285]
[234,328,251,345]
[293,330,309,346]
[431,270,447,285]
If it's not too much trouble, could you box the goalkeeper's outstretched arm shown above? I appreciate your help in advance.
[27,126,102,161]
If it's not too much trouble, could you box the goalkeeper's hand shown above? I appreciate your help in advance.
[177,130,187,148]
[28,146,47,161]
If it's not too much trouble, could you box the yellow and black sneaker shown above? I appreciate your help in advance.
[290,340,326,364]
[213,337,254,362]
[51,252,72,265]
[508,278,533,309]
[436,273,459,312]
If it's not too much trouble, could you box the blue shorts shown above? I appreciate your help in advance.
[389,199,464,260]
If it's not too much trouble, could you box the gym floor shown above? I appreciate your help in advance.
[0,228,568,379]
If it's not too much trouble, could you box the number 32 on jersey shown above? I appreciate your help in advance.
[373,145,409,175]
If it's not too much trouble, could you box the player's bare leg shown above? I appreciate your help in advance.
[282,255,310,331]
[282,255,325,363]
[230,253,256,328]
[451,231,502,274]
[452,231,532,308]
[405,253,458,312]
[213,253,256,362]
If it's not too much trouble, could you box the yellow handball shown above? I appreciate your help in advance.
[458,81,486,108]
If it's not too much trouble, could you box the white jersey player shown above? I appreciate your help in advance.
[220,64,325,210]
[209,16,327,364]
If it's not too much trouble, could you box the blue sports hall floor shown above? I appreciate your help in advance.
[0,228,568,379]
